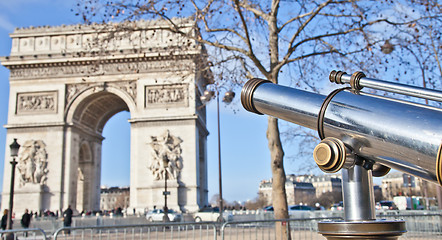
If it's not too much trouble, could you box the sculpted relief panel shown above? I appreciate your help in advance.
[145,84,188,108]
[16,91,57,114]
[17,140,49,186]
[149,130,183,181]
[66,81,137,106]
[10,57,193,79]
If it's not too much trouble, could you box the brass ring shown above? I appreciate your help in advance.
[350,71,366,91]
[241,78,272,115]
[436,142,442,187]
[329,70,347,84]
[317,87,350,140]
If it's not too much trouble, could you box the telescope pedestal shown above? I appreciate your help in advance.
[318,165,406,239]
[318,220,406,240]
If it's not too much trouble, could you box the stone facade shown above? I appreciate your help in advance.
[259,174,342,205]
[380,171,442,200]
[100,186,130,212]
[259,175,316,206]
[295,174,342,198]
[1,20,212,216]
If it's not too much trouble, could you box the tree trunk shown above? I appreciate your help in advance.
[267,116,290,240]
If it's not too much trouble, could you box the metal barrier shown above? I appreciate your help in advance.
[221,217,339,240]
[378,213,442,239]
[0,212,440,239]
[0,228,48,240]
[53,222,218,240]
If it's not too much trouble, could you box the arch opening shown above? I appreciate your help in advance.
[72,92,129,134]
[70,91,131,213]
[100,111,131,212]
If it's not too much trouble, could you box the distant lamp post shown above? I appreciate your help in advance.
[163,161,170,222]
[201,88,235,222]
[381,40,394,54]
[7,138,20,231]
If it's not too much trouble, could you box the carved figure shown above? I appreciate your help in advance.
[149,130,183,180]
[17,93,56,113]
[146,86,185,105]
[17,140,49,186]
[66,85,79,102]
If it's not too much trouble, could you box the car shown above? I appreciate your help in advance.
[331,202,343,211]
[193,207,233,222]
[263,206,274,212]
[146,209,182,222]
[288,205,314,212]
[378,200,398,210]
[288,205,314,218]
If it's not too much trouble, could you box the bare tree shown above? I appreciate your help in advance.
[308,191,342,209]
[77,0,440,237]
[244,192,268,210]
[377,3,442,207]
[376,2,441,99]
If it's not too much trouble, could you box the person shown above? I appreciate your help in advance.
[1,209,8,230]
[63,205,73,235]
[21,209,31,236]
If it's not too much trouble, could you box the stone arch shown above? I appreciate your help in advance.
[65,85,136,133]
[65,88,133,213]
[2,21,211,215]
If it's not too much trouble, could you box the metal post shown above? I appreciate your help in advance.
[6,157,17,230]
[217,92,224,223]
[163,169,169,222]
[342,164,375,221]
[318,164,406,239]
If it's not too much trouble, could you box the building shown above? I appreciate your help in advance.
[100,186,130,212]
[1,19,212,216]
[381,172,423,199]
[382,171,420,200]
[295,174,342,198]
[259,175,316,206]
[381,171,442,205]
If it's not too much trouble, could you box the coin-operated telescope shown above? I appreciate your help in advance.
[241,71,442,240]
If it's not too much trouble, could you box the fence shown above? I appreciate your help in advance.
[0,212,440,240]
[0,228,47,240]
[221,217,338,240]
[53,222,218,240]
[378,212,442,239]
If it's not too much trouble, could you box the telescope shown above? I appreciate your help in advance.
[241,71,442,240]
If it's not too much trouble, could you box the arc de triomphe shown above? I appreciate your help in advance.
[1,20,211,215]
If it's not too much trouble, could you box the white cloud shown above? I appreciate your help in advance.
[0,0,50,11]
[0,14,15,32]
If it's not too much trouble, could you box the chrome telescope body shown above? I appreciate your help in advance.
[241,74,442,187]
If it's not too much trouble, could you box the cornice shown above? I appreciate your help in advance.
[4,54,195,69]
[10,18,195,38]
[4,54,197,80]
[4,122,67,129]
[129,115,198,123]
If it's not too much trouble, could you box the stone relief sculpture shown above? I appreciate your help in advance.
[66,84,82,103]
[10,58,192,80]
[149,130,183,180]
[145,84,187,108]
[66,81,137,107]
[17,92,56,113]
[114,81,137,101]
[17,140,49,186]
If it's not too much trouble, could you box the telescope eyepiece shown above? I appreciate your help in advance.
[241,78,272,115]
[314,137,350,173]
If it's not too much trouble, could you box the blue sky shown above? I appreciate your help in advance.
[0,0,302,203]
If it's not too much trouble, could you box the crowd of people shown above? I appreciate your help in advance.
[0,206,73,233]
